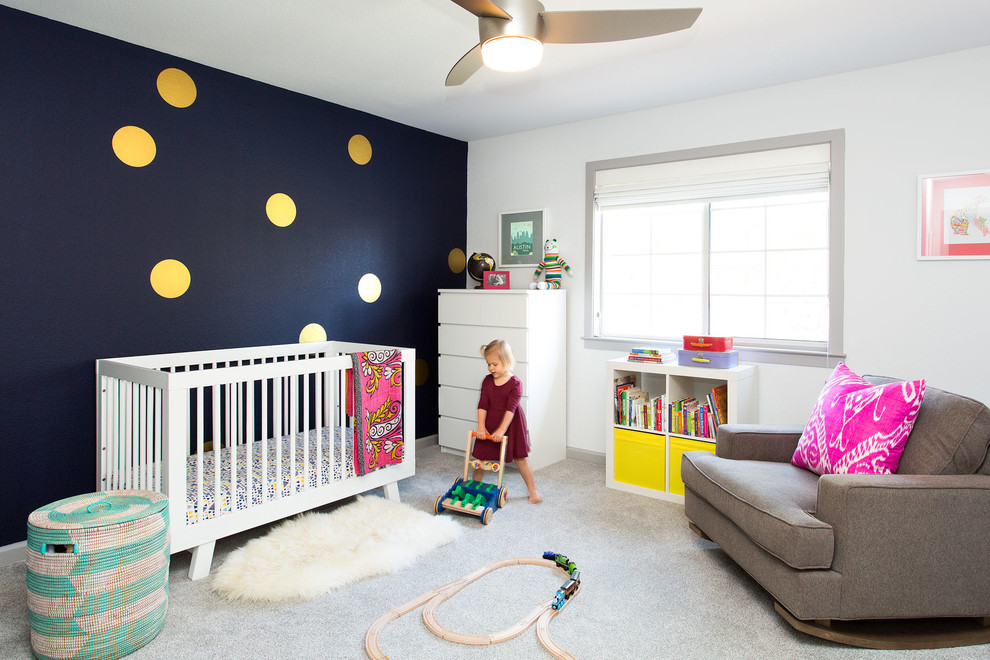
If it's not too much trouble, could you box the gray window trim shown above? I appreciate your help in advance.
[584,130,845,367]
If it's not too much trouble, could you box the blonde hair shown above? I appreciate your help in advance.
[480,339,515,370]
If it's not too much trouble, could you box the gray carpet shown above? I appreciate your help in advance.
[2,445,986,659]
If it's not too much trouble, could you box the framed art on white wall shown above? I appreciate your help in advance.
[918,170,990,259]
[498,209,546,267]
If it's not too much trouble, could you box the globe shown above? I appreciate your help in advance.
[467,252,496,289]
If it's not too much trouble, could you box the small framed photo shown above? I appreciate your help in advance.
[498,209,546,267]
[483,270,510,289]
[919,170,990,259]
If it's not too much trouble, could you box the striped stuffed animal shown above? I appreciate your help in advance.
[531,238,572,290]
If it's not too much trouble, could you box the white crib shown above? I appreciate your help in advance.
[95,340,416,580]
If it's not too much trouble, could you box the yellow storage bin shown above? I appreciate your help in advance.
[613,428,665,491]
[669,436,716,496]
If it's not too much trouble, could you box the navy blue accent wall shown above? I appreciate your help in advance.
[0,7,466,546]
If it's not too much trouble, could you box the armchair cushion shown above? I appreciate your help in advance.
[792,363,925,475]
[682,451,833,570]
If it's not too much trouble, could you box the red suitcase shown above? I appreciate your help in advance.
[683,335,733,352]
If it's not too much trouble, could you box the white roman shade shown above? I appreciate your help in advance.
[594,143,830,207]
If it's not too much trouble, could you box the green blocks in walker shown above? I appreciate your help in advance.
[26,490,170,660]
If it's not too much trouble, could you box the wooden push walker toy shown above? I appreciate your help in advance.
[434,431,508,525]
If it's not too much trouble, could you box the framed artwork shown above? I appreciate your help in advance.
[918,170,990,259]
[483,270,510,289]
[498,209,546,267]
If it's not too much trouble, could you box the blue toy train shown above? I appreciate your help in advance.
[544,551,581,610]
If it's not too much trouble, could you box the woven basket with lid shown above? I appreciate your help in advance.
[26,490,170,660]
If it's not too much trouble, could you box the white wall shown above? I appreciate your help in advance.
[466,45,990,456]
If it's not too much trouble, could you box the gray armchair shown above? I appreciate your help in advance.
[681,377,990,648]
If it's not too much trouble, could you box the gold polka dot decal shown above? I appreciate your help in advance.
[266,193,296,227]
[157,68,197,108]
[299,323,327,343]
[348,134,372,165]
[448,248,466,274]
[415,359,429,387]
[150,259,191,298]
[358,273,381,303]
[112,126,156,167]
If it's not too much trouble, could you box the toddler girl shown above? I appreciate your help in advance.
[475,339,542,503]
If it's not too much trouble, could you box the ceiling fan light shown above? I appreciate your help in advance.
[481,35,543,72]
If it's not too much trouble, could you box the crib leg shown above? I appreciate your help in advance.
[188,541,216,581]
[382,481,400,502]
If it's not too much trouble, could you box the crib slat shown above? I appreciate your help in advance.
[289,375,297,495]
[115,378,122,490]
[303,372,309,491]
[274,377,282,499]
[213,384,221,519]
[130,382,138,489]
[315,371,323,486]
[261,378,269,503]
[229,382,237,517]
[125,382,133,489]
[155,387,162,493]
[138,385,146,490]
[103,377,112,490]
[103,378,112,490]
[246,378,254,509]
[196,387,204,525]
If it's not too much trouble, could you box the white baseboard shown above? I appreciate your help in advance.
[0,541,26,567]
[416,434,438,450]
[566,447,605,465]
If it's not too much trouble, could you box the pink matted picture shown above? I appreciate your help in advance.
[483,270,510,289]
[918,170,990,259]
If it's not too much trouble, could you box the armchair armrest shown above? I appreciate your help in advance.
[815,473,990,619]
[715,424,805,462]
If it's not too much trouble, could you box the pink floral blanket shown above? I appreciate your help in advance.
[350,350,404,475]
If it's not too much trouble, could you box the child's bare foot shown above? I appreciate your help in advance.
[528,492,543,504]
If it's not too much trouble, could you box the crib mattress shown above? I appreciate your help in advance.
[185,427,354,525]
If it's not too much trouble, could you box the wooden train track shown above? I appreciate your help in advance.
[365,557,578,659]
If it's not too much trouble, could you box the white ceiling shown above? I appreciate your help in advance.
[5,0,990,142]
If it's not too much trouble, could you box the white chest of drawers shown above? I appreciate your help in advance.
[437,289,566,471]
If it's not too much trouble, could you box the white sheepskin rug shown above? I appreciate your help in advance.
[211,496,462,603]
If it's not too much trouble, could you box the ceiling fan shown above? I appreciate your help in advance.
[445,0,702,86]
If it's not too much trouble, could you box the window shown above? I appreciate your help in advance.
[586,131,844,365]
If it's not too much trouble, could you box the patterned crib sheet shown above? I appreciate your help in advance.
[185,427,354,525]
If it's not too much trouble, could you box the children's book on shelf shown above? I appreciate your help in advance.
[627,346,676,363]
[614,375,637,426]
[710,383,728,427]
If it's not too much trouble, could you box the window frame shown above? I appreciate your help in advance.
[584,130,845,367]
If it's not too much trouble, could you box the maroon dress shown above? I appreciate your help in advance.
[474,374,530,463]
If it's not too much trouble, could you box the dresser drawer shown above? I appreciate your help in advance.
[438,415,475,450]
[439,291,529,327]
[438,325,528,361]
[437,355,529,394]
[439,385,528,421]
[438,386,480,421]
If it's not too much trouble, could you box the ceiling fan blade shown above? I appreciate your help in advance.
[542,8,702,44]
[446,43,484,86]
[449,0,512,20]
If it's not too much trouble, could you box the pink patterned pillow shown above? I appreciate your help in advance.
[791,363,926,475]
